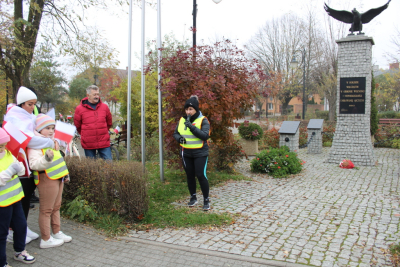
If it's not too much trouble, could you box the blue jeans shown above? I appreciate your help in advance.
[84,147,112,160]
[0,201,27,266]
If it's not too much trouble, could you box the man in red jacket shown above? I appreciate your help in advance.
[74,85,113,160]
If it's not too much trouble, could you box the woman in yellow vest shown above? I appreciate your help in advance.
[0,128,36,266]
[28,114,72,249]
[173,95,211,210]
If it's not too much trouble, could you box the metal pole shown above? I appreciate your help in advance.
[193,0,197,49]
[157,0,164,182]
[302,48,306,120]
[141,0,146,170]
[126,0,133,160]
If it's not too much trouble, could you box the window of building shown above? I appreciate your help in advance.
[268,103,273,110]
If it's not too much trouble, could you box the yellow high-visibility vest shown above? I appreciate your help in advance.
[34,106,39,116]
[0,151,24,207]
[178,116,206,149]
[33,148,69,185]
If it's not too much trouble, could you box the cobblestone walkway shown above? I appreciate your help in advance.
[129,148,400,267]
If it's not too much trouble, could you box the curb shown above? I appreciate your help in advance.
[119,236,307,267]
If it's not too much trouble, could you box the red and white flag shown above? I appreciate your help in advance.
[59,113,63,118]
[54,121,76,144]
[3,121,31,158]
[114,126,121,134]
[67,115,72,119]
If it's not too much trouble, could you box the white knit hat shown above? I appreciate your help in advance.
[16,86,37,105]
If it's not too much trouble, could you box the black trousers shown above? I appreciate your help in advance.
[182,156,209,200]
[19,177,36,220]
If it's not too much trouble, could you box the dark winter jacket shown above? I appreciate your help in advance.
[74,97,112,150]
[173,111,210,158]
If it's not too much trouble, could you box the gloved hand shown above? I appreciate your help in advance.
[45,150,54,162]
[179,137,186,144]
[184,120,193,130]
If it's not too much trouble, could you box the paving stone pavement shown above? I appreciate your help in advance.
[5,198,298,266]
[128,147,400,267]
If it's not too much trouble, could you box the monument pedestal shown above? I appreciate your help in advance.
[327,35,376,166]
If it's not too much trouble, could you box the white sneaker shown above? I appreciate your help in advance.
[52,231,72,243]
[40,236,64,249]
[6,230,32,244]
[25,236,33,244]
[27,227,39,240]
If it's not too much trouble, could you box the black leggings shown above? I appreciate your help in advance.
[182,156,209,200]
[19,177,36,220]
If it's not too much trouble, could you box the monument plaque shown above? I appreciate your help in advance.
[339,77,366,114]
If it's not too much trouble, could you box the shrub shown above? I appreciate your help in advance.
[208,138,245,172]
[64,195,98,222]
[238,121,263,141]
[64,157,148,222]
[259,128,279,150]
[315,110,329,121]
[377,111,399,119]
[323,141,332,147]
[374,124,400,148]
[322,124,336,144]
[299,126,308,147]
[250,146,303,178]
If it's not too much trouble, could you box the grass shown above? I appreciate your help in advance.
[389,242,400,266]
[134,162,252,230]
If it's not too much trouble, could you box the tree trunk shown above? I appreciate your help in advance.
[327,94,336,121]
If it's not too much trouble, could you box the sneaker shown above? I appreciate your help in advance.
[6,230,32,244]
[27,227,39,240]
[187,195,197,207]
[25,236,33,244]
[40,236,64,249]
[4,263,12,267]
[52,231,72,243]
[14,250,36,264]
[203,199,210,211]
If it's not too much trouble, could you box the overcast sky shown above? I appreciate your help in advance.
[77,0,399,78]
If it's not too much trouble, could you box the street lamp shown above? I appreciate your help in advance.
[192,0,222,49]
[290,48,306,120]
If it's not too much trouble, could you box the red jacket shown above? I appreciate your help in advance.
[74,97,112,150]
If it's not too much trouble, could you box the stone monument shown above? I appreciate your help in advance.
[327,35,376,166]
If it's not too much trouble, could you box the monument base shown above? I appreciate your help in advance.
[327,115,375,166]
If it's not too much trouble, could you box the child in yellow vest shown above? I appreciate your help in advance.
[27,114,72,249]
[0,128,36,266]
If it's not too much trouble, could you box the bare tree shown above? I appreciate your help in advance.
[246,13,323,115]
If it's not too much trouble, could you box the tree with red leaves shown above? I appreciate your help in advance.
[98,68,121,113]
[158,40,266,169]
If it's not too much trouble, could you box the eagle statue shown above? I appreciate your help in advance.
[324,0,391,35]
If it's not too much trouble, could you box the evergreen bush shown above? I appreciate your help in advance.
[238,121,263,141]
[250,146,304,178]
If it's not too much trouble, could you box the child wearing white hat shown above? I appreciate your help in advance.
[4,86,59,244]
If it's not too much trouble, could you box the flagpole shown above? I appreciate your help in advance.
[157,0,164,182]
[127,0,133,160]
[141,0,146,170]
